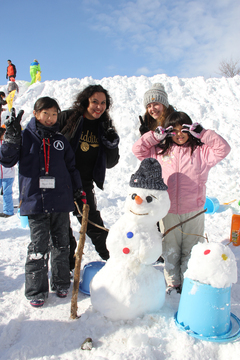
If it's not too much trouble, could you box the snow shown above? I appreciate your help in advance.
[184,241,238,288]
[1,74,240,359]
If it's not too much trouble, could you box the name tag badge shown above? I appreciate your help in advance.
[39,176,55,189]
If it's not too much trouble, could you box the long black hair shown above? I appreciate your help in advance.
[159,111,204,155]
[72,84,112,114]
[62,85,114,136]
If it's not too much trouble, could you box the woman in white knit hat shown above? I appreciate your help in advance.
[139,83,175,136]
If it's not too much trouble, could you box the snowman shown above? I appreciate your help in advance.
[90,158,171,320]
[184,241,237,288]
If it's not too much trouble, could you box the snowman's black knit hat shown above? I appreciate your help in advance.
[129,158,168,190]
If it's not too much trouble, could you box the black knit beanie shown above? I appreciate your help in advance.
[130,158,168,190]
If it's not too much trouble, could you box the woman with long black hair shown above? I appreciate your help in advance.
[58,85,120,267]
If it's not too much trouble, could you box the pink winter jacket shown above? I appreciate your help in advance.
[132,129,231,214]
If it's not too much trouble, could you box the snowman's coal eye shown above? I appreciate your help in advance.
[131,193,137,200]
[146,196,153,203]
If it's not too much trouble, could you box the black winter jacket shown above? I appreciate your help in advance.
[0,117,82,215]
[0,98,7,113]
[58,110,120,189]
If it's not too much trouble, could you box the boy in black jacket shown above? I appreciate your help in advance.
[0,97,85,307]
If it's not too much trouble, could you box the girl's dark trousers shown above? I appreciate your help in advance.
[75,181,109,261]
[25,212,70,300]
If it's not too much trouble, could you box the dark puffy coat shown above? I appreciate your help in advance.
[0,117,82,215]
[58,110,120,189]
[0,97,7,113]
[7,81,19,94]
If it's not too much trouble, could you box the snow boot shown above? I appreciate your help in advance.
[30,299,45,307]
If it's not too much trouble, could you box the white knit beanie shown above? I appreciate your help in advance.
[143,83,169,108]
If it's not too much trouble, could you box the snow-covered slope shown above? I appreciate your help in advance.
[0,74,240,360]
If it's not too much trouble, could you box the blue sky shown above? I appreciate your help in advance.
[1,0,240,85]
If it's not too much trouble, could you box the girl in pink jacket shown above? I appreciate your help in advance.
[132,111,231,294]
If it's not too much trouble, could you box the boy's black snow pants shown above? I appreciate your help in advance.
[25,212,70,300]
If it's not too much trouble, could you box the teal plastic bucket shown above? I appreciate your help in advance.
[204,197,220,214]
[17,209,29,228]
[79,261,105,295]
[176,278,231,337]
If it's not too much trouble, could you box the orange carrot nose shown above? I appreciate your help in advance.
[135,195,143,204]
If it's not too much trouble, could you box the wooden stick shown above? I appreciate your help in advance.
[162,208,207,238]
[75,201,109,232]
[70,203,90,319]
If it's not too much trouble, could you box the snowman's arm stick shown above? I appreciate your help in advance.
[70,203,90,319]
[75,202,109,232]
[163,209,207,238]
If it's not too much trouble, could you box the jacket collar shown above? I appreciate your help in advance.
[27,117,59,139]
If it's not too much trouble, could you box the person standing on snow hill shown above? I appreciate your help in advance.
[6,60,17,81]
[58,84,120,268]
[0,97,83,308]
[138,83,175,136]
[132,111,231,295]
[0,127,15,217]
[0,92,7,126]
[30,59,41,85]
[7,78,19,94]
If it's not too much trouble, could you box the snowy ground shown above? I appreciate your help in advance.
[0,74,240,359]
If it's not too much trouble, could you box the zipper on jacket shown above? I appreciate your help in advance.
[176,147,180,214]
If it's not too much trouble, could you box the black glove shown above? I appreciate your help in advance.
[4,108,24,144]
[139,115,149,136]
[103,120,119,142]
[104,127,118,142]
[101,121,119,148]
[73,189,87,215]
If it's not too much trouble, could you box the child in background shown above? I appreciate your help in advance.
[0,127,15,217]
[0,97,84,308]
[6,60,17,81]
[132,111,231,294]
[7,78,19,94]
[0,92,7,126]
[30,59,41,85]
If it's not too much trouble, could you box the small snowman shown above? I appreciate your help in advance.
[184,241,237,288]
[177,241,238,338]
[90,158,170,320]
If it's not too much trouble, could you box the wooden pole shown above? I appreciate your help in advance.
[70,203,90,319]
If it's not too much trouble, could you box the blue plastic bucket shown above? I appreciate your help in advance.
[176,278,231,337]
[204,197,220,214]
[79,261,105,295]
[17,209,29,228]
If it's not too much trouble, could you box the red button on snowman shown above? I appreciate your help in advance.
[90,158,170,320]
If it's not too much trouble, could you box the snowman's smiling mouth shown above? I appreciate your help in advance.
[130,210,149,215]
